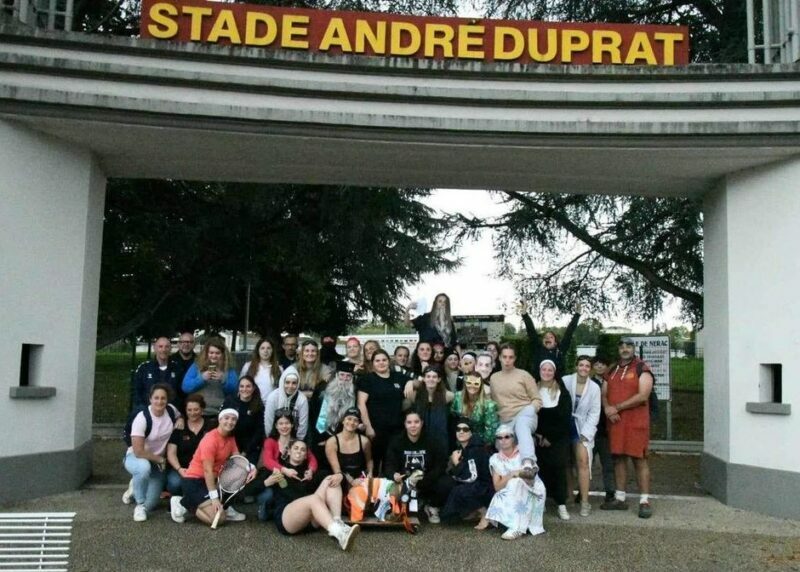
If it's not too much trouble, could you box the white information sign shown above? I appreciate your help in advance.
[629,336,671,401]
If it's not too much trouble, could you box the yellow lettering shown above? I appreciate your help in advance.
[207,10,241,44]
[654,32,684,65]
[424,23,454,58]
[493,26,524,60]
[354,19,386,54]
[281,14,310,49]
[561,29,590,63]
[528,28,557,62]
[390,22,421,56]
[625,31,657,64]
[319,17,352,52]
[592,30,622,64]
[245,12,277,46]
[182,6,213,42]
[457,24,484,59]
[147,2,178,39]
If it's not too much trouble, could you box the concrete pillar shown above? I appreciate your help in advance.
[0,120,105,502]
[702,155,800,519]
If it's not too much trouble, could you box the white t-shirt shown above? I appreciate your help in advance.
[127,406,176,456]
[240,361,281,400]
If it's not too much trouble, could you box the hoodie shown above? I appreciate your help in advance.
[263,366,309,440]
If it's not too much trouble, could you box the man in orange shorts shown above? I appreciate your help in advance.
[600,337,654,519]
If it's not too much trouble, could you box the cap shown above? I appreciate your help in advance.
[342,407,361,421]
[618,336,635,345]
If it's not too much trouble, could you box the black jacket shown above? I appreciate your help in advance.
[522,312,580,379]
[536,380,573,443]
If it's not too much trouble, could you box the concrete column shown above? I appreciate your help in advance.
[0,120,105,502]
[702,155,800,519]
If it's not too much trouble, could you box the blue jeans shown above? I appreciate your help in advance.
[165,468,183,496]
[509,404,539,462]
[123,451,166,511]
[256,487,274,521]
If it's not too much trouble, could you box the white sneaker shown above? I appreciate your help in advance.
[580,502,591,517]
[133,504,147,522]
[121,479,134,505]
[225,506,246,522]
[557,504,570,520]
[501,529,526,540]
[170,496,187,523]
[425,505,441,524]
[329,521,360,551]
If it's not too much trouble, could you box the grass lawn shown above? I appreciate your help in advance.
[671,357,704,392]
[93,352,144,424]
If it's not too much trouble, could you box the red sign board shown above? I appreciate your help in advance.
[141,0,689,66]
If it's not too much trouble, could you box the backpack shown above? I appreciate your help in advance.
[123,404,178,446]
[636,362,659,418]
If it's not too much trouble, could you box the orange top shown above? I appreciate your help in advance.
[605,357,651,458]
[184,428,239,479]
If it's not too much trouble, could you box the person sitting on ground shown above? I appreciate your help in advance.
[264,440,360,551]
[519,300,582,378]
[563,355,602,517]
[590,356,616,503]
[450,373,499,445]
[255,411,318,521]
[169,408,255,526]
[325,407,373,491]
[220,375,265,465]
[240,337,282,400]
[165,393,210,497]
[405,293,459,349]
[477,424,546,540]
[264,368,309,441]
[535,359,573,521]
[384,410,448,524]
[440,418,493,524]
[182,337,238,422]
[489,344,542,481]
[405,366,454,450]
[124,383,182,522]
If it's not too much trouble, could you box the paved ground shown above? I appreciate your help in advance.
[3,439,799,571]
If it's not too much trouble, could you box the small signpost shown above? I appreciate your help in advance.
[629,335,672,439]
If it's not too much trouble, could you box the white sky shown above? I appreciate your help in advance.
[411,189,686,332]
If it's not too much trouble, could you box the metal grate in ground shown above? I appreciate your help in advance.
[0,513,75,571]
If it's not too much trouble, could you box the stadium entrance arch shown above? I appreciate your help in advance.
[1,24,800,519]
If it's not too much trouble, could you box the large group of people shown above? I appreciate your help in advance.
[122,293,656,550]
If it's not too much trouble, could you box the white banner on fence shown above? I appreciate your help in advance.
[629,335,671,401]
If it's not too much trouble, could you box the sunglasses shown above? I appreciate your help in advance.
[496,435,513,440]
[455,426,471,433]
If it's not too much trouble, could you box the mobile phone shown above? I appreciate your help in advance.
[208,365,217,372]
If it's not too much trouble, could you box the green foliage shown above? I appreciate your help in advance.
[672,357,703,392]
[98,181,455,347]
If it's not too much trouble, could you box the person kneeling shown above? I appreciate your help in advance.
[169,408,253,526]
[267,440,360,551]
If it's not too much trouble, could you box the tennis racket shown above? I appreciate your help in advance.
[210,454,252,529]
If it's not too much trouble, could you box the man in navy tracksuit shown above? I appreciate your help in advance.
[131,336,183,412]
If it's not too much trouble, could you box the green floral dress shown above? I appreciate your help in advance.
[450,393,499,444]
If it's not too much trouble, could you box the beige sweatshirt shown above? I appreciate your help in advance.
[489,367,543,422]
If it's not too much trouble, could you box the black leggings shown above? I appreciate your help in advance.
[370,427,397,476]
[536,438,569,505]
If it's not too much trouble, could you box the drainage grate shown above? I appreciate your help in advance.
[0,513,75,571]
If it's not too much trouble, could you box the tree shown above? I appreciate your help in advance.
[97,180,455,348]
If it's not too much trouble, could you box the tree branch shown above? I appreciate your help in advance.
[504,191,703,308]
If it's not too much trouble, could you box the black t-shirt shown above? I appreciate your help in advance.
[358,371,406,431]
[169,420,211,468]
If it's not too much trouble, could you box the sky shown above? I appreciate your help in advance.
[410,189,685,332]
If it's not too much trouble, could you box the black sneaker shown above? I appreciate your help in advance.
[638,502,653,519]
[600,499,629,511]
